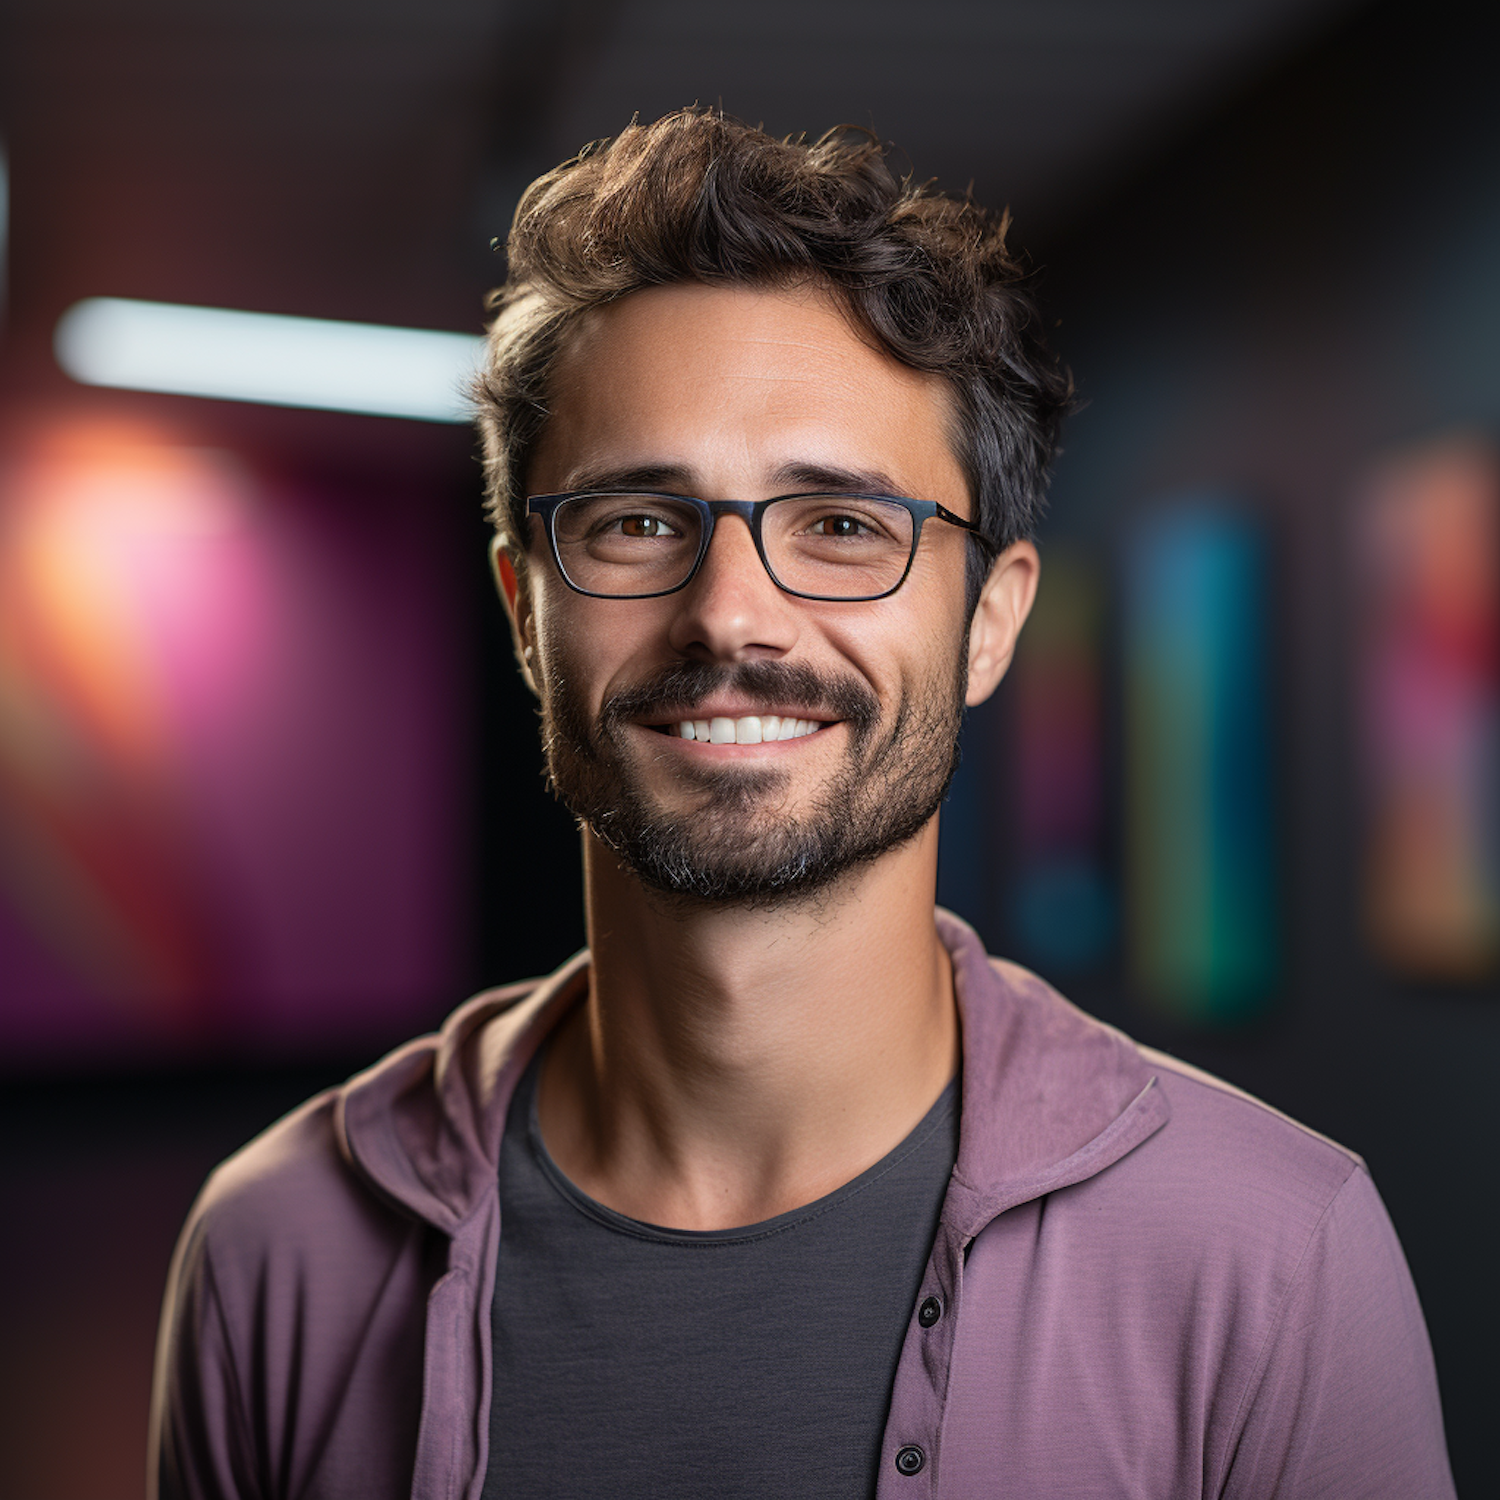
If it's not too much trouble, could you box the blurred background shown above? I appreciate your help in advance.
[0,0,1494,1492]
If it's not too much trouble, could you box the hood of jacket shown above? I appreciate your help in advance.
[332,910,1169,1240]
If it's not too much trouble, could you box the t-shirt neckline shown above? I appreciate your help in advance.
[519,1048,959,1248]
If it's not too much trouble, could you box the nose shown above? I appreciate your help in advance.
[665,514,802,662]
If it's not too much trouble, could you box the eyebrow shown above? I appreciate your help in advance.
[552,460,912,497]
[558,462,697,493]
[770,461,909,497]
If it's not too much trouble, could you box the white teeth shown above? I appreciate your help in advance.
[671,715,823,744]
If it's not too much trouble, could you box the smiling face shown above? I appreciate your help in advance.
[504,280,1027,903]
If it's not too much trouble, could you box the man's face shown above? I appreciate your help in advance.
[512,281,982,903]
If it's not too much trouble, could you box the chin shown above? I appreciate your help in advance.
[589,779,943,908]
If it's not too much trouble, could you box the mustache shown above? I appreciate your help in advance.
[600,660,879,731]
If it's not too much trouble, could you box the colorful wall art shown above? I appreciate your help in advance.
[1355,433,1500,981]
[1122,502,1278,1023]
[0,422,467,1067]
[1006,550,1115,974]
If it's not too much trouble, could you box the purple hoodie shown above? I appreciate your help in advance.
[151,911,1454,1498]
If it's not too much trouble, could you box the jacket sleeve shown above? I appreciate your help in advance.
[149,1206,265,1500]
[147,1094,436,1500]
[1219,1165,1454,1499]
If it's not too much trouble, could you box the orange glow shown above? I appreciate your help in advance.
[0,421,261,1017]
[2,424,251,773]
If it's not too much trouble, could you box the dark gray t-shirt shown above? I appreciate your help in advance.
[482,1046,959,1499]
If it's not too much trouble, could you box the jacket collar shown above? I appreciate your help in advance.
[938,909,1169,1237]
[336,911,1168,1236]
[336,952,589,1233]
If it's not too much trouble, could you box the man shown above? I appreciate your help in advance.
[151,111,1454,1498]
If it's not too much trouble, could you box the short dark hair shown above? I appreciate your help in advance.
[474,108,1072,602]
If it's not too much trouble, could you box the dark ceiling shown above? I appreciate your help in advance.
[1,0,1366,359]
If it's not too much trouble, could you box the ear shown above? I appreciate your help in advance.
[965,540,1040,707]
[489,533,540,696]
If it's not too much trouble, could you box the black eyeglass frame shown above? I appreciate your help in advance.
[524,490,995,602]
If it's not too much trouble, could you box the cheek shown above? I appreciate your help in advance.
[532,591,669,709]
[528,586,591,707]
[830,602,968,706]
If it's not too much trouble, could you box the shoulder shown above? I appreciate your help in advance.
[1129,1043,1364,1231]
[1025,1032,1372,1303]
[949,976,1452,1495]
[1005,1032,1413,1411]
[177,970,564,1285]
[155,1074,442,1500]
[152,981,552,1500]
[959,942,1372,1284]
[190,1087,346,1235]
[182,1086,402,1280]
[967,939,1362,1227]
[1117,1065,1452,1496]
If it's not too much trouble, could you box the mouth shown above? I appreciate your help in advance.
[648,713,828,744]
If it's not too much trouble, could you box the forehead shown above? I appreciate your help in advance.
[529,282,967,503]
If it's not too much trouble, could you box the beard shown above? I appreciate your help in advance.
[535,650,968,906]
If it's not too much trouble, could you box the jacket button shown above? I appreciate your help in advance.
[918,1295,943,1327]
[895,1445,926,1476]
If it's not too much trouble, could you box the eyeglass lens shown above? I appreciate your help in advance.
[551,494,917,598]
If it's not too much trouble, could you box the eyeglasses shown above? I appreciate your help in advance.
[525,491,992,602]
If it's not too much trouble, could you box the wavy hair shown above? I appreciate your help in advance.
[474,109,1072,602]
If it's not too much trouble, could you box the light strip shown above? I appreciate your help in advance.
[55,297,486,423]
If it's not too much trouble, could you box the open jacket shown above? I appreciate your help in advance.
[151,911,1453,1499]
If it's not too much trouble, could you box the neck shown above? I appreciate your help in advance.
[537,820,958,1231]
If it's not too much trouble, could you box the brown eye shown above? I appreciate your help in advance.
[619,515,669,538]
[811,513,875,538]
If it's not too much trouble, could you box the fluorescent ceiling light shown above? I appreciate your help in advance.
[55,298,485,423]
